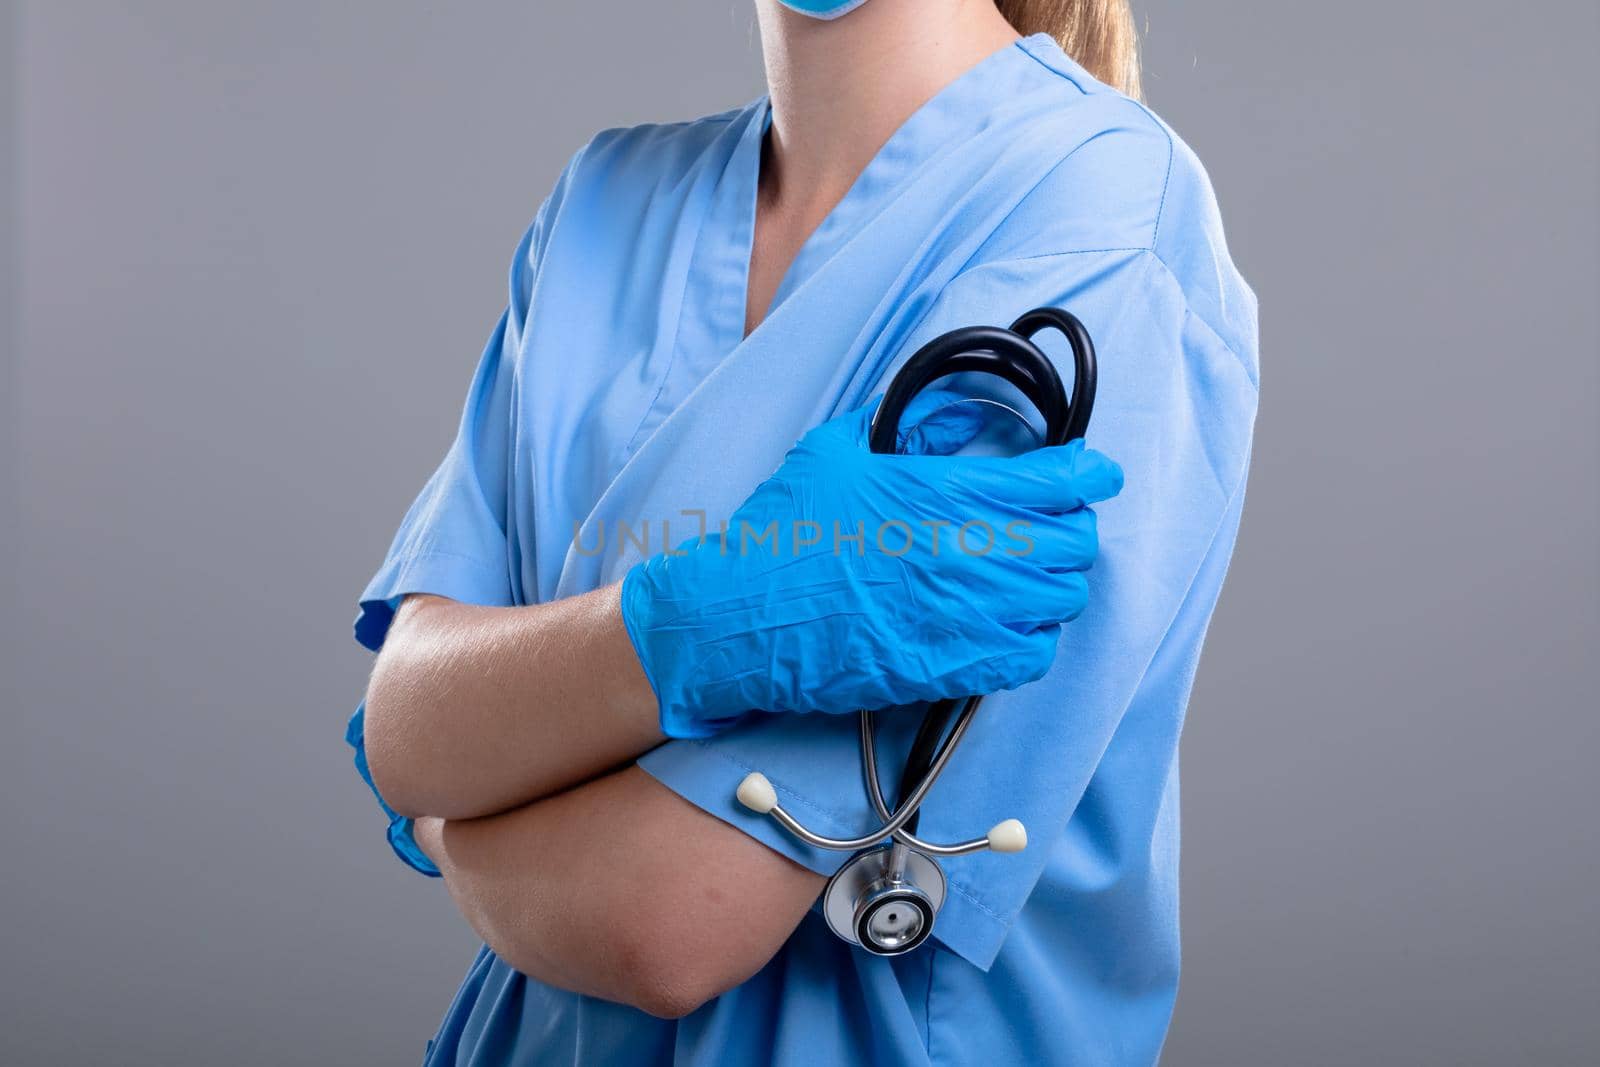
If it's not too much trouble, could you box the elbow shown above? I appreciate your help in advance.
[600,897,767,1018]
[363,656,484,820]
[360,595,458,819]
[633,989,711,1022]
[623,960,721,1021]
[604,940,729,1020]
[483,905,736,1020]
[361,598,525,822]
[361,675,434,821]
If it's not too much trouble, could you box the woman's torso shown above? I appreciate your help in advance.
[423,33,1259,1067]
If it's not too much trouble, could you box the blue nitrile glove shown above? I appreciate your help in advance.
[620,393,1125,738]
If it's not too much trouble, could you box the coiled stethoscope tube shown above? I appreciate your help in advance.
[736,306,1098,955]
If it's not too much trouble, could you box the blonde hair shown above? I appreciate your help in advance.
[995,0,1144,101]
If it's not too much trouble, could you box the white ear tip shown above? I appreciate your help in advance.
[736,773,778,814]
[987,819,1027,853]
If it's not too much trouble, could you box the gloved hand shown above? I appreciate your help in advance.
[621,393,1125,738]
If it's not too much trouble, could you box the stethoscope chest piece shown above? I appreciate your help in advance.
[824,844,946,956]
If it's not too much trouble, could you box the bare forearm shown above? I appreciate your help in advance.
[363,583,663,820]
[411,767,822,1018]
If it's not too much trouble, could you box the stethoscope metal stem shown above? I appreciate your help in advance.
[749,697,980,852]
[858,708,997,857]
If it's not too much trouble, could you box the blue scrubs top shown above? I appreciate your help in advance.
[348,33,1258,1067]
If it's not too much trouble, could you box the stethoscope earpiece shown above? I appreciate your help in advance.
[736,306,1096,956]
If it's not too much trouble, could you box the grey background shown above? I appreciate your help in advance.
[4,1,1596,1064]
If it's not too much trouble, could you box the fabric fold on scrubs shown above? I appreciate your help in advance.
[349,31,1259,1067]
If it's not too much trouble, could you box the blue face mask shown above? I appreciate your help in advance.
[777,0,872,19]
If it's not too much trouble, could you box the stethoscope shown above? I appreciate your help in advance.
[735,306,1098,956]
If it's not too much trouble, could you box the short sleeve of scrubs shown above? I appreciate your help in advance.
[344,209,551,875]
[639,244,1259,971]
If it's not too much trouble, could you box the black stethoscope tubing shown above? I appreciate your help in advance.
[866,306,1098,834]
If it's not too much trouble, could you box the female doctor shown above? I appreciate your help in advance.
[348,1,1258,1064]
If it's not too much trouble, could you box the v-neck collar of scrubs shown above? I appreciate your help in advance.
[694,33,1058,360]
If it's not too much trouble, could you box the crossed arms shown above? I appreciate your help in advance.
[361,589,823,1019]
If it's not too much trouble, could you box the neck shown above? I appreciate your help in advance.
[755,0,1019,210]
